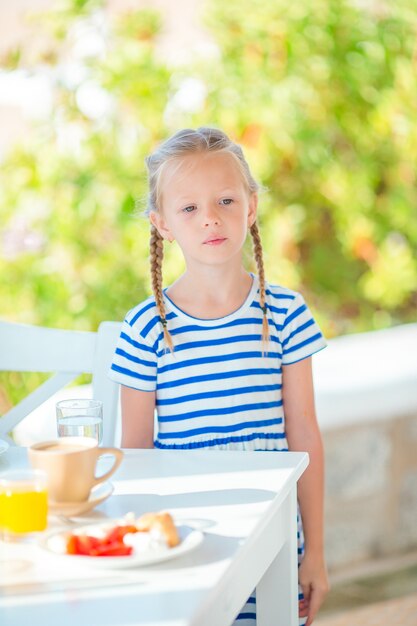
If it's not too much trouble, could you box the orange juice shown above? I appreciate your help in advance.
[0,470,48,534]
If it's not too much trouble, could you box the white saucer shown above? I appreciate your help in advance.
[48,481,114,517]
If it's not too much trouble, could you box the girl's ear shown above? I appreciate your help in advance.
[149,211,174,242]
[247,193,258,227]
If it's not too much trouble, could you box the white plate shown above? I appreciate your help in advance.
[48,481,114,517]
[40,522,204,569]
[0,439,9,456]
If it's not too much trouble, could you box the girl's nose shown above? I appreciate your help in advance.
[202,205,221,227]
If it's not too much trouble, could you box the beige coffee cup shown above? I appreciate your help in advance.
[28,437,124,503]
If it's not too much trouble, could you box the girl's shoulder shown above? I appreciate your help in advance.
[123,294,158,329]
[265,280,302,310]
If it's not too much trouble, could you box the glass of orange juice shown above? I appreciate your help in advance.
[0,469,48,539]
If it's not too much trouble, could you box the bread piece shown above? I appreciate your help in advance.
[136,511,180,548]
[152,513,180,548]
[135,512,159,532]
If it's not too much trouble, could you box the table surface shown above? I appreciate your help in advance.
[0,446,308,626]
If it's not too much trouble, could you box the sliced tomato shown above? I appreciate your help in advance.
[66,534,100,556]
[92,541,133,557]
[104,524,138,544]
[74,534,101,555]
[66,534,78,555]
[66,523,137,557]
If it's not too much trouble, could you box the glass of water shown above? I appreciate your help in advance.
[56,399,103,444]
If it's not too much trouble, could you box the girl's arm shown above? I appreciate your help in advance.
[282,356,329,626]
[120,385,156,448]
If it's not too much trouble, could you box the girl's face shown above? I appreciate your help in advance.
[150,151,257,270]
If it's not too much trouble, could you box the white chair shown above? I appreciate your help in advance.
[0,320,122,447]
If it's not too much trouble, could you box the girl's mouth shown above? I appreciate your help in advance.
[203,238,227,245]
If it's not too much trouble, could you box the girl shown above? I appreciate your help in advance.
[109,127,329,625]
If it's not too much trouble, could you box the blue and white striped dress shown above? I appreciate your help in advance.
[110,274,326,625]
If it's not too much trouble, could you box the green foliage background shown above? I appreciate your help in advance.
[1,0,417,410]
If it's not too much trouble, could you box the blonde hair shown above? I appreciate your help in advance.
[145,127,269,353]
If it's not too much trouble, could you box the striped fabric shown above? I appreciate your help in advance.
[109,274,325,625]
[110,274,326,452]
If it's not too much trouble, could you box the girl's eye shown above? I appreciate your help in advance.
[183,205,196,213]
[220,198,233,206]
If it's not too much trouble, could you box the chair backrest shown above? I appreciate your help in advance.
[0,320,121,446]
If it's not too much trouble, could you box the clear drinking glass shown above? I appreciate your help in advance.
[0,470,48,575]
[0,469,48,539]
[56,399,103,444]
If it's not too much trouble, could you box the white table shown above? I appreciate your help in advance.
[0,447,308,626]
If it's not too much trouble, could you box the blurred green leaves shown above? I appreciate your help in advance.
[201,0,417,333]
[0,3,167,338]
[0,0,416,345]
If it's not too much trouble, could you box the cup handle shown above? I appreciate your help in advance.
[92,448,124,485]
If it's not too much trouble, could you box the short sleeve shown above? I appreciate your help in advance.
[108,317,157,391]
[281,293,327,365]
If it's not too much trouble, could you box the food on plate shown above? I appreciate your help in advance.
[65,512,180,557]
[66,523,137,557]
[136,511,180,548]
[135,512,159,531]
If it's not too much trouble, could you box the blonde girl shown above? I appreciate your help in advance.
[110,127,329,625]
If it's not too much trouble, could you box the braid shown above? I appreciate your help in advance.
[250,222,270,354]
[150,225,174,353]
[145,128,264,355]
